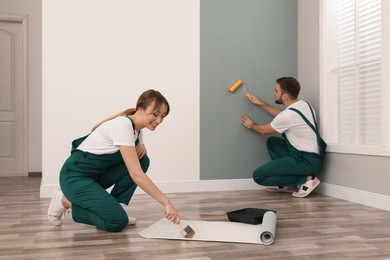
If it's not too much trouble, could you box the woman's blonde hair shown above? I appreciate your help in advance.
[91,89,170,131]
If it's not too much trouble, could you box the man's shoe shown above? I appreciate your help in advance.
[292,178,320,198]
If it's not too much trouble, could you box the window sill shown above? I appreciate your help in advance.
[326,143,390,157]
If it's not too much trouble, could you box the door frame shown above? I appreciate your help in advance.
[0,13,29,176]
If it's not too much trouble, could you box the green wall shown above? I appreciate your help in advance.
[200,0,298,180]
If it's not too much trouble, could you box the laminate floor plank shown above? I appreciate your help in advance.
[0,177,389,260]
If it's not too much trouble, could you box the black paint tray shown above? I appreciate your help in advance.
[227,208,274,225]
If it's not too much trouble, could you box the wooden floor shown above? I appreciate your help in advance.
[1,177,390,260]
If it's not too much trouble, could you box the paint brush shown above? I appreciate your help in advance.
[179,222,196,238]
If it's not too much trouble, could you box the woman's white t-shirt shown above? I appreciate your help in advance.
[77,116,143,154]
[270,100,319,154]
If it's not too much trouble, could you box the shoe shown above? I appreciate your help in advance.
[127,216,137,225]
[266,186,298,193]
[292,178,320,198]
[120,203,137,225]
[47,188,70,226]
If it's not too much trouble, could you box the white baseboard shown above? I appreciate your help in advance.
[134,179,264,194]
[39,179,263,198]
[40,179,390,212]
[316,182,390,212]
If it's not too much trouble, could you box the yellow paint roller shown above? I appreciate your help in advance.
[229,80,253,98]
[228,80,243,93]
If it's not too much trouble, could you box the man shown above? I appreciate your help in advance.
[241,77,324,198]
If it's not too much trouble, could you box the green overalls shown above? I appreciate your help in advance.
[59,117,149,232]
[253,103,326,187]
[253,136,322,186]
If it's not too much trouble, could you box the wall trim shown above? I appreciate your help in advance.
[40,179,263,198]
[29,172,42,177]
[316,182,390,212]
[134,179,264,194]
[40,179,390,212]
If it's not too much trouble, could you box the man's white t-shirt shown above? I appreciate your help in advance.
[270,100,319,154]
[77,116,143,154]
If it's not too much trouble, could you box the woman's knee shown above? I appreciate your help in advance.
[103,211,128,232]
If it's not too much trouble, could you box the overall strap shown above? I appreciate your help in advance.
[71,134,90,153]
[288,106,318,133]
[125,116,140,145]
[305,101,319,131]
[125,116,136,135]
[288,102,327,158]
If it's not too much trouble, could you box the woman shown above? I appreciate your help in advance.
[47,89,180,232]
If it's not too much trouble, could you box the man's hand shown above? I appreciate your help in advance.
[241,114,255,129]
[246,93,264,106]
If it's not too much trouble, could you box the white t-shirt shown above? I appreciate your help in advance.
[77,116,143,154]
[270,100,319,154]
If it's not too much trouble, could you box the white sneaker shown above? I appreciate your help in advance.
[127,216,137,225]
[292,178,320,198]
[120,203,137,225]
[266,186,298,193]
[47,188,70,226]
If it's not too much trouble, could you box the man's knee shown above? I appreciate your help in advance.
[252,168,266,185]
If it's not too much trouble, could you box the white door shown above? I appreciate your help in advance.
[0,21,24,176]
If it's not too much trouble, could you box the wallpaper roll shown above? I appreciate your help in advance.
[259,211,277,245]
[139,211,277,245]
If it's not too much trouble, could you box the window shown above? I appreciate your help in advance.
[320,0,390,156]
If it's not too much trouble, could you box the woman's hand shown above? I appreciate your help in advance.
[135,144,147,159]
[119,146,181,224]
[164,201,180,224]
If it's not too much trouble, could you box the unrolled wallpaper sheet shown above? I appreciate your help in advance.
[139,211,277,245]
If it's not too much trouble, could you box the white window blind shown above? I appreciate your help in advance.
[336,0,381,145]
[321,0,390,156]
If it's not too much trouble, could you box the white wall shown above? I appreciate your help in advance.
[41,0,200,196]
[0,0,42,173]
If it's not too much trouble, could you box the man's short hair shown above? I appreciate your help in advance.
[276,77,301,99]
